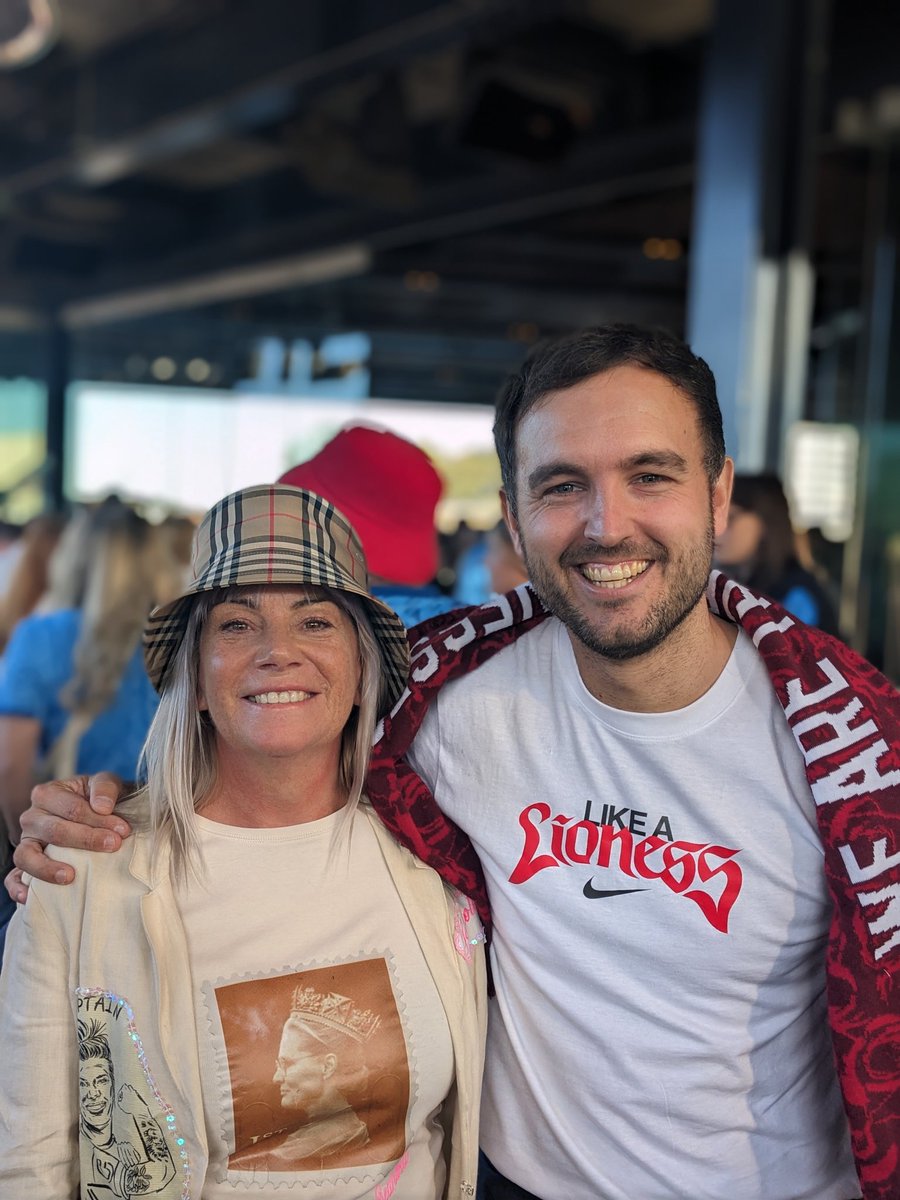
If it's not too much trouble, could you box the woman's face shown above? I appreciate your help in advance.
[714,505,765,568]
[197,585,361,768]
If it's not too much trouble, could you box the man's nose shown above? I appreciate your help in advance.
[581,486,632,545]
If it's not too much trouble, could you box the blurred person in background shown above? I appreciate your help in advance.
[452,521,491,606]
[279,425,462,627]
[0,497,183,956]
[714,471,840,636]
[0,520,24,596]
[484,519,528,596]
[0,511,68,653]
[154,513,196,593]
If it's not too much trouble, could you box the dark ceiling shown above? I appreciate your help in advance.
[0,0,897,401]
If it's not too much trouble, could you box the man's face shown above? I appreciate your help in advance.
[273,1024,331,1112]
[79,1060,113,1126]
[504,364,731,663]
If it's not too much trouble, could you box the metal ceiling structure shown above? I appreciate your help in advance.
[0,0,896,402]
[0,0,714,396]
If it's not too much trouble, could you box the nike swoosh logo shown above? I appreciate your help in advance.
[583,882,648,899]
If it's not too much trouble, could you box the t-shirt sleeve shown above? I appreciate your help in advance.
[0,617,56,721]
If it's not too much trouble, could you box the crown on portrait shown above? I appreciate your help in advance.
[289,986,382,1044]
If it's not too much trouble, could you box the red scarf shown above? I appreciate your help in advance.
[366,573,900,1198]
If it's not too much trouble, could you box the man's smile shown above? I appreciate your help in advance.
[579,560,650,589]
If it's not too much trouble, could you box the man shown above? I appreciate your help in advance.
[10,326,899,1199]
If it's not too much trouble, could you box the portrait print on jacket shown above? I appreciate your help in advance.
[76,1001,177,1199]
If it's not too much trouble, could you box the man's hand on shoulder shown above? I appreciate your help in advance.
[5,772,133,901]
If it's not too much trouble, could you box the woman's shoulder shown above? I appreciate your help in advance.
[12,607,80,639]
[30,825,149,907]
[2,608,79,666]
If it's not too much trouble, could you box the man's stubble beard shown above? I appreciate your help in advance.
[519,512,715,663]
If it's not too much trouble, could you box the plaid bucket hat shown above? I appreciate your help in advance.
[143,484,410,713]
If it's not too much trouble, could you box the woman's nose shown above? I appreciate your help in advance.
[256,625,302,667]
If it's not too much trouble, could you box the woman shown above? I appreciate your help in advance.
[0,511,68,653]
[0,484,486,1199]
[713,472,840,636]
[0,498,185,839]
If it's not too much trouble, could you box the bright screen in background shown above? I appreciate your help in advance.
[0,378,47,521]
[784,421,859,542]
[66,383,501,529]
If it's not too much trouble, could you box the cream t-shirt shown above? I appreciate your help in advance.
[175,806,455,1198]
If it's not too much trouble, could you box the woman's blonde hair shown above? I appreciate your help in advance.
[139,584,383,879]
[41,499,183,778]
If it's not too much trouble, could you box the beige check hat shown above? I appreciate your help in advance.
[143,484,410,713]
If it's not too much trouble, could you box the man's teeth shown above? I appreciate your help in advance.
[247,690,312,704]
[581,560,650,588]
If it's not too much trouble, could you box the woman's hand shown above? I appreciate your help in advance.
[5,772,133,901]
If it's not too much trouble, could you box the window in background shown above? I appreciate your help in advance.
[0,378,48,521]
[65,382,501,530]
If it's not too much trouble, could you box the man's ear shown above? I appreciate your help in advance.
[712,458,735,538]
[500,489,524,557]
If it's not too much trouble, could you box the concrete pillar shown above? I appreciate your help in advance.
[687,0,830,468]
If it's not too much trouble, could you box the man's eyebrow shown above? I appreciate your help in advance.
[526,461,586,492]
[621,450,689,472]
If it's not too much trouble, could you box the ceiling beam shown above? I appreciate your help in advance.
[44,117,693,323]
[0,0,553,194]
[61,243,372,328]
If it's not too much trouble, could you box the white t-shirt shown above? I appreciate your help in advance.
[175,807,455,1198]
[408,619,859,1200]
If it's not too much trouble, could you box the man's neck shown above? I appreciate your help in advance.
[568,607,739,713]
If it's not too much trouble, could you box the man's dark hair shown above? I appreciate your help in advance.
[493,324,726,514]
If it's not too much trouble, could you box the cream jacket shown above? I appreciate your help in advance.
[0,804,487,1199]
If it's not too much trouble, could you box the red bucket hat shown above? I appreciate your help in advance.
[278,426,442,586]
